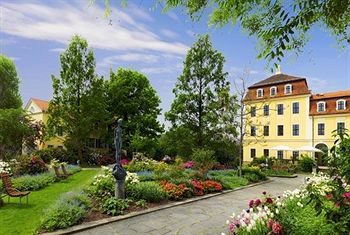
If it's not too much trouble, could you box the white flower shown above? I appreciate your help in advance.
[275,209,279,214]
[226,220,230,225]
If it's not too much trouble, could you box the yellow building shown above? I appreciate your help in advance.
[243,72,350,163]
[25,98,110,151]
[25,98,64,149]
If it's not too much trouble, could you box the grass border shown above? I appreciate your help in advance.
[41,179,272,235]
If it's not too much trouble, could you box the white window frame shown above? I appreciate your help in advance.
[270,86,277,96]
[336,99,346,110]
[257,88,264,98]
[317,101,326,112]
[284,84,292,94]
[292,102,299,114]
[292,124,300,136]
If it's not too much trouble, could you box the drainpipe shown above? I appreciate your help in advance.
[312,116,314,146]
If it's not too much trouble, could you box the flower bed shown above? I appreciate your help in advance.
[223,172,348,234]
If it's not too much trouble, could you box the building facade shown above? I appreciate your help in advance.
[243,73,350,163]
[25,98,64,149]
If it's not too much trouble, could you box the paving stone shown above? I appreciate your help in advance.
[70,177,305,235]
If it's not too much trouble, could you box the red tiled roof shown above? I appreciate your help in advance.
[311,90,350,100]
[31,98,49,112]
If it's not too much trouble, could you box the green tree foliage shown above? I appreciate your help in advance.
[107,68,163,156]
[161,0,350,67]
[48,35,108,161]
[0,55,22,109]
[0,109,43,159]
[158,125,196,159]
[165,34,231,148]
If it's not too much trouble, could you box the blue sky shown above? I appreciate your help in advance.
[1,0,350,124]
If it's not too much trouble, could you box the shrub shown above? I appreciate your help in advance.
[126,181,167,202]
[0,160,11,174]
[40,191,91,231]
[17,155,48,175]
[124,157,158,172]
[202,180,222,193]
[207,170,249,189]
[242,166,267,181]
[97,155,116,166]
[33,148,75,164]
[298,155,314,172]
[191,149,216,178]
[12,172,56,191]
[189,179,204,196]
[102,197,129,216]
[160,181,192,200]
[89,166,115,200]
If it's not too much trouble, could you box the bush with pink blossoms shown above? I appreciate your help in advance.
[182,161,194,169]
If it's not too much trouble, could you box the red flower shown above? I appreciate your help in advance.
[325,194,333,200]
[255,198,262,206]
[267,219,274,229]
[335,202,341,208]
[266,197,273,204]
[249,199,254,208]
[262,191,267,195]
[272,222,282,234]
[343,192,350,199]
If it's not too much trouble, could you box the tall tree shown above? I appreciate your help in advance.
[107,68,163,156]
[165,34,230,148]
[47,35,108,161]
[0,55,22,109]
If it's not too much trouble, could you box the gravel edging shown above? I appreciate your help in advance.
[41,179,272,235]
[267,174,298,178]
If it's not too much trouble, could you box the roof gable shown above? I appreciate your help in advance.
[25,98,49,112]
[249,74,307,88]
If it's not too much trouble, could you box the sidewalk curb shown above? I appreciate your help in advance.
[41,179,272,235]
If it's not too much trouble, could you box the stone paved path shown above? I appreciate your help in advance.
[73,177,305,235]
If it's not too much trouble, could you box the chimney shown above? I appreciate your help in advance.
[275,65,281,75]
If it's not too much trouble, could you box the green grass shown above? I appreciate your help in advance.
[0,170,98,235]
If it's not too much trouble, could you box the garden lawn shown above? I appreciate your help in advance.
[0,170,98,235]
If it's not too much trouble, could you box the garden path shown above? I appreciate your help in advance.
[73,176,305,235]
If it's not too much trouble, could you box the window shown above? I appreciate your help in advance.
[257,89,264,98]
[277,104,284,115]
[284,84,292,94]
[251,106,256,117]
[277,150,284,160]
[250,149,256,158]
[57,146,64,149]
[270,87,277,96]
[250,126,256,136]
[292,151,299,159]
[318,123,325,136]
[292,102,299,114]
[337,122,345,134]
[317,102,326,112]
[277,125,284,136]
[336,99,346,110]
[30,107,35,113]
[263,126,269,136]
[292,124,299,136]
[263,105,269,116]
[48,145,54,148]
[263,149,269,157]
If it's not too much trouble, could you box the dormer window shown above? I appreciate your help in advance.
[317,101,326,112]
[336,99,346,110]
[270,86,277,96]
[284,84,292,94]
[257,89,263,98]
[29,107,35,113]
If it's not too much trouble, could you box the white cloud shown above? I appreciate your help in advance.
[161,29,178,39]
[49,48,65,53]
[140,67,175,74]
[128,3,154,22]
[229,66,260,75]
[98,53,160,68]
[2,2,188,55]
[186,29,195,37]
[305,77,330,93]
[167,12,179,21]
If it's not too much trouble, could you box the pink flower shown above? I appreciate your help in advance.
[267,219,274,229]
[183,161,194,169]
[249,199,254,208]
[343,192,350,199]
[272,222,282,234]
[255,198,262,206]
[229,223,235,232]
[120,159,129,165]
